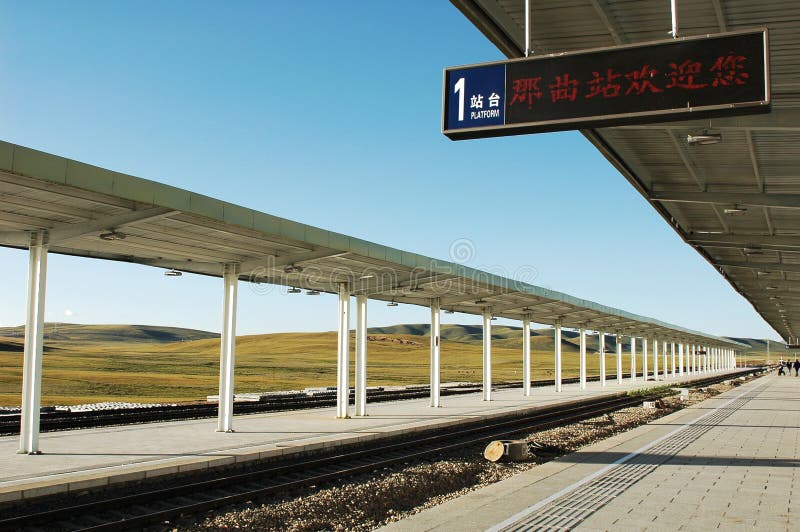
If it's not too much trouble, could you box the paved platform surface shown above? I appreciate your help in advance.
[382,372,794,532]
[0,370,741,504]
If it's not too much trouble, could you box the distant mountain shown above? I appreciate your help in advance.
[369,324,780,354]
[0,323,218,344]
[0,322,779,354]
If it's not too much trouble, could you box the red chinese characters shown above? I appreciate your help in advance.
[666,59,708,89]
[624,65,663,95]
[509,77,543,109]
[710,53,750,86]
[549,74,579,103]
[507,52,752,111]
[585,68,622,99]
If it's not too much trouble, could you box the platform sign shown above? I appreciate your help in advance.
[443,29,769,140]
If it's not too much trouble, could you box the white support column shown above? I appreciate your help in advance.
[554,321,562,392]
[642,337,649,381]
[483,310,492,401]
[599,331,606,387]
[630,336,637,383]
[653,339,659,381]
[430,298,441,407]
[336,282,350,419]
[217,263,238,433]
[354,294,368,417]
[579,327,587,390]
[616,333,623,384]
[679,343,684,376]
[522,316,532,397]
[19,230,48,455]
[671,342,676,378]
[686,344,691,374]
[662,340,668,380]
[692,344,697,374]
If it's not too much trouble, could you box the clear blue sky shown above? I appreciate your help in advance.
[0,1,779,340]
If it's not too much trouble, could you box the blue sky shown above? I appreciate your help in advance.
[0,1,779,340]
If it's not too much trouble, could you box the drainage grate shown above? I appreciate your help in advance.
[492,384,766,532]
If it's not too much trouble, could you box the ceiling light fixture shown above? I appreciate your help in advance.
[287,286,302,294]
[306,289,320,295]
[723,206,748,215]
[686,130,722,146]
[164,269,182,277]
[444,309,455,314]
[387,300,399,307]
[283,264,303,274]
[99,230,126,241]
[743,247,764,255]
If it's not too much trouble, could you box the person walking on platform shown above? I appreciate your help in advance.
[778,362,785,376]
[794,359,800,376]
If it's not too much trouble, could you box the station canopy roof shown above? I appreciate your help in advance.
[451,0,800,342]
[0,140,743,348]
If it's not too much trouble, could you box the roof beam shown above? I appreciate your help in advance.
[0,206,175,246]
[689,233,800,250]
[717,260,800,274]
[588,0,623,45]
[613,108,800,131]
[711,0,727,31]
[238,249,347,276]
[652,191,800,209]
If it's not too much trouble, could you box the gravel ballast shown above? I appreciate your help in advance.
[158,379,747,532]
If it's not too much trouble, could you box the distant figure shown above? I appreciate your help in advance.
[794,360,800,376]
[778,362,786,376]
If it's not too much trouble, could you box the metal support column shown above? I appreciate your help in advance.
[679,343,684,376]
[616,333,623,384]
[692,344,697,374]
[336,282,350,419]
[579,327,587,390]
[483,310,492,401]
[355,294,368,417]
[662,340,668,380]
[522,316,532,397]
[430,298,441,407]
[19,230,48,455]
[630,336,636,383]
[642,337,649,381]
[653,339,659,381]
[554,321,562,392]
[671,342,676,378]
[599,331,606,387]
[217,263,238,433]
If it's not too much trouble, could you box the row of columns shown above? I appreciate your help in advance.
[16,244,740,453]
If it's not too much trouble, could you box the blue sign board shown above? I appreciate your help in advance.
[444,64,506,131]
[442,30,769,140]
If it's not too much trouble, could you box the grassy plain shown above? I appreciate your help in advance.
[0,324,772,406]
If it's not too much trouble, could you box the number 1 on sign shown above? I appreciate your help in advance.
[454,77,465,121]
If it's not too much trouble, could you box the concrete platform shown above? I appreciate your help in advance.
[382,372,792,532]
[0,371,743,505]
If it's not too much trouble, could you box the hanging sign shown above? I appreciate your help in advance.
[443,29,769,140]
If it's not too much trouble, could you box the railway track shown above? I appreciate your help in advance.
[0,373,644,436]
[0,370,756,531]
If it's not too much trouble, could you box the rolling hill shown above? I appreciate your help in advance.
[0,323,219,344]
